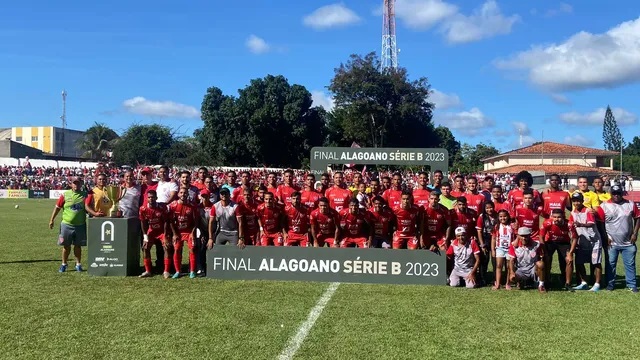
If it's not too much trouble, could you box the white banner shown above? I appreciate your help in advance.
[0,190,7,199]
[50,189,65,199]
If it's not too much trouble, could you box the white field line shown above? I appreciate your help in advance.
[277,282,340,360]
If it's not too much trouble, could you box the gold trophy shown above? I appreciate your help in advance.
[104,186,126,218]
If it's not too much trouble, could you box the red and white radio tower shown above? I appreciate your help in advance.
[381,0,398,70]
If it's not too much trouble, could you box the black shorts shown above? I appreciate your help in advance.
[545,242,571,269]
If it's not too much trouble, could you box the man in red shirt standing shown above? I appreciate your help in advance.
[382,172,403,209]
[463,176,485,213]
[451,197,478,241]
[540,209,574,291]
[367,196,394,248]
[310,197,340,247]
[266,172,278,195]
[423,192,451,251]
[256,192,285,246]
[412,171,431,209]
[283,192,311,246]
[325,171,352,212]
[236,187,260,246]
[541,173,571,219]
[192,167,209,192]
[392,191,422,250]
[513,189,541,241]
[276,169,300,206]
[490,185,510,213]
[232,171,253,204]
[139,190,170,278]
[300,174,321,210]
[508,171,541,213]
[168,187,199,279]
[450,175,466,198]
[338,199,372,248]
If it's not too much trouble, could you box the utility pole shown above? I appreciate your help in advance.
[381,0,398,70]
[60,90,67,156]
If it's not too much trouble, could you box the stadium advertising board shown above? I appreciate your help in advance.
[49,189,65,199]
[87,217,141,276]
[309,147,449,176]
[28,190,49,199]
[0,190,6,199]
[207,246,446,285]
[7,190,28,198]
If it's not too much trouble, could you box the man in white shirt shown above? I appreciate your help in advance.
[156,165,178,205]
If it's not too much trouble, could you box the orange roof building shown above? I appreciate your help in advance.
[482,142,618,175]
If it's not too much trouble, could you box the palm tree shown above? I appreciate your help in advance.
[76,122,119,160]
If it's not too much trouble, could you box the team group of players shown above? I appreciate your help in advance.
[123,166,638,293]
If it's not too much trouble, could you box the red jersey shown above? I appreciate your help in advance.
[232,185,254,204]
[508,188,541,212]
[450,189,465,198]
[412,188,431,209]
[541,189,570,218]
[513,207,541,240]
[168,201,198,234]
[140,181,158,207]
[139,203,168,237]
[192,180,208,192]
[540,219,572,243]
[284,204,310,234]
[382,188,403,209]
[325,186,353,212]
[276,184,300,205]
[266,185,278,197]
[393,205,422,237]
[236,201,259,235]
[300,190,321,209]
[492,199,511,213]
[464,192,485,213]
[452,208,478,236]
[310,208,339,236]
[367,208,394,239]
[338,209,369,238]
[423,204,451,238]
[256,204,284,235]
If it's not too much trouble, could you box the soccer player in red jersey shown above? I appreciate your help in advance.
[232,171,253,204]
[140,167,158,207]
[369,178,382,197]
[451,197,478,241]
[490,185,510,213]
[324,171,352,212]
[139,190,171,278]
[191,167,209,192]
[255,185,267,205]
[412,171,432,209]
[236,187,260,246]
[382,173,403,209]
[540,173,571,219]
[168,187,199,279]
[310,197,340,247]
[450,175,466,198]
[178,171,200,206]
[283,192,311,246]
[266,172,278,195]
[513,189,541,241]
[391,191,423,250]
[508,171,541,213]
[423,192,451,251]
[276,169,300,206]
[464,176,485,213]
[540,209,574,290]
[367,196,394,248]
[338,199,372,248]
[300,174,321,209]
[319,173,331,195]
[256,192,285,246]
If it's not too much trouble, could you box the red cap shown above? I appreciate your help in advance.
[141,166,154,174]
[200,189,211,196]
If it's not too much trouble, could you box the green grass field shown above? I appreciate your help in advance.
[1,199,640,359]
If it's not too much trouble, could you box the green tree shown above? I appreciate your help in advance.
[603,105,624,151]
[327,52,438,148]
[434,126,461,167]
[112,124,175,166]
[196,75,327,168]
[76,122,119,160]
[163,136,211,166]
[453,143,500,174]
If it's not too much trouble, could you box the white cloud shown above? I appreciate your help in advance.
[440,1,519,44]
[303,3,361,30]
[430,89,462,109]
[246,34,270,54]
[564,134,595,147]
[434,107,494,136]
[122,97,200,118]
[550,93,571,104]
[311,91,335,111]
[559,107,638,126]
[495,17,640,91]
[545,3,573,18]
[512,121,530,135]
[394,0,458,29]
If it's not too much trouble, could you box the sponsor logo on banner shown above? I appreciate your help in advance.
[8,190,28,198]
[0,190,7,199]
[50,190,65,199]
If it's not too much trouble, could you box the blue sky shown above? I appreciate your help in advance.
[2,0,640,152]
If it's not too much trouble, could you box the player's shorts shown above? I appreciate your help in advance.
[175,233,196,250]
[261,233,284,246]
[515,268,537,282]
[576,239,602,265]
[58,223,87,247]
[495,247,509,258]
[244,232,259,246]
[316,235,336,248]
[215,231,238,246]
[425,236,446,249]
[392,233,419,250]
[340,237,368,248]
[545,242,571,260]
[449,270,475,288]
[285,232,309,247]
[145,233,165,245]
[372,236,390,249]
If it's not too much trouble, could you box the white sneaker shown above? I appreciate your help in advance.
[138,271,152,278]
[589,283,601,292]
